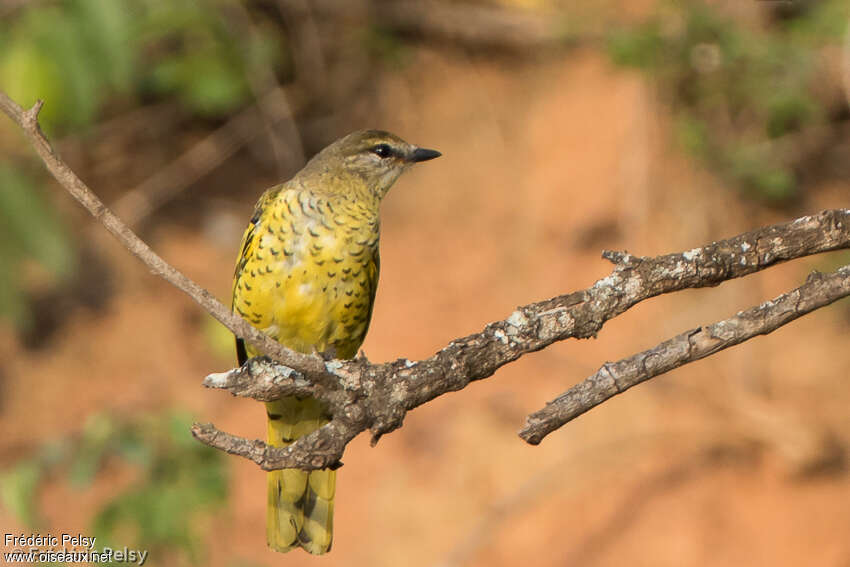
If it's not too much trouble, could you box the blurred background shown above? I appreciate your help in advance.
[1,0,850,565]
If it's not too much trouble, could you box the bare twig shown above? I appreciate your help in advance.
[4,90,850,472]
[192,420,356,471]
[0,92,327,379]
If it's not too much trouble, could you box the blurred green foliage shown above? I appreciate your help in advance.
[0,0,282,129]
[606,0,848,204]
[3,0,847,334]
[0,412,229,565]
[0,0,284,331]
[0,163,76,330]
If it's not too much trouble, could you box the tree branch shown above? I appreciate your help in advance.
[0,92,327,379]
[195,209,850,469]
[519,264,850,444]
[4,91,850,471]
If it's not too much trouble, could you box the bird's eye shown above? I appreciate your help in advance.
[371,144,393,158]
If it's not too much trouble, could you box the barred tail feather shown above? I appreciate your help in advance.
[266,398,335,554]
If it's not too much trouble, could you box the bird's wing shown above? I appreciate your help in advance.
[363,250,380,338]
[233,186,282,365]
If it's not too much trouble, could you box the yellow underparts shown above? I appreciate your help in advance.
[232,187,379,554]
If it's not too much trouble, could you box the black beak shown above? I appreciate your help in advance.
[409,147,442,163]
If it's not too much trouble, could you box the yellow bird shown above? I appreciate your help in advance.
[232,130,440,554]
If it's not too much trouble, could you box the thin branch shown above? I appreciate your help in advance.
[0,92,327,379]
[191,421,355,471]
[519,264,850,444]
[5,90,850,472]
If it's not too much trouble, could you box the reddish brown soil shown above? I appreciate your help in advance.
[2,49,849,566]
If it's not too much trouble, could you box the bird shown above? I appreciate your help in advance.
[231,129,440,554]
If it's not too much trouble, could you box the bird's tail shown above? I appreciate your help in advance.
[266,397,335,554]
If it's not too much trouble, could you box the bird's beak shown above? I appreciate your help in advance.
[408,147,442,163]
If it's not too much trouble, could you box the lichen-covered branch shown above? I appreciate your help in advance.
[191,420,356,471]
[4,91,850,472]
[196,209,850,469]
[519,265,850,444]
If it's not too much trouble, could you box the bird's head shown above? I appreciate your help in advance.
[295,129,441,201]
